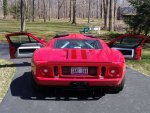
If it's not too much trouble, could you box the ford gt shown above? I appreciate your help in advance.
[5,32,146,93]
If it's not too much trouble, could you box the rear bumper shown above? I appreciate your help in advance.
[34,76,124,87]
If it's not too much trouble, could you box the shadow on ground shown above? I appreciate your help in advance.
[10,71,118,101]
[0,62,31,68]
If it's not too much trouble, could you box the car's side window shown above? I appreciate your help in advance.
[121,37,142,45]
[10,35,38,44]
[112,36,143,47]
[28,37,39,43]
[112,38,122,45]
[10,35,29,44]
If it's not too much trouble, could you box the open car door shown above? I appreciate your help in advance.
[108,34,147,60]
[5,32,47,58]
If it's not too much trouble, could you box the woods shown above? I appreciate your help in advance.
[0,0,118,31]
[0,0,149,35]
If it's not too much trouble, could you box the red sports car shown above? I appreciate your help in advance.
[5,32,146,92]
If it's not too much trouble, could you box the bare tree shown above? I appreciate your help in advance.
[72,0,76,24]
[100,0,104,19]
[114,0,118,29]
[32,0,35,21]
[88,0,91,23]
[96,0,99,19]
[57,0,64,19]
[38,0,40,19]
[26,0,30,21]
[42,0,46,22]
[49,0,51,21]
[109,0,114,31]
[20,0,26,32]
[69,0,72,22]
[6,0,120,32]
[65,0,68,18]
[103,0,109,30]
[14,0,17,19]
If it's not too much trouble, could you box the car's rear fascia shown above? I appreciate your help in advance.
[32,61,125,87]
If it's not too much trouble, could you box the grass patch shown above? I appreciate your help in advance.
[0,19,105,41]
[0,59,16,103]
[0,19,84,41]
[126,47,150,76]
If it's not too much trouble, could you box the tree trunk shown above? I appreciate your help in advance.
[100,0,104,19]
[72,0,76,24]
[96,0,99,19]
[106,0,110,30]
[88,0,91,23]
[49,0,51,21]
[109,0,114,31]
[114,0,118,30]
[57,0,64,19]
[20,0,26,32]
[15,0,17,19]
[65,0,67,18]
[69,0,71,22]
[38,0,40,19]
[58,0,60,19]
[26,0,30,21]
[103,0,109,30]
[32,0,35,22]
[42,0,46,22]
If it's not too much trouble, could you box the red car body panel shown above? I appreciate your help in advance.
[31,34,126,87]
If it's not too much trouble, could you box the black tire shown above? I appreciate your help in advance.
[109,76,125,93]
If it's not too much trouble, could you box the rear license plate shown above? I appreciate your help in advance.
[71,67,88,75]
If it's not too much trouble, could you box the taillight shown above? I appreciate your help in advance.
[38,66,52,78]
[108,67,120,78]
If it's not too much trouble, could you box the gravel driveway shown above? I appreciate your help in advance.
[0,43,150,113]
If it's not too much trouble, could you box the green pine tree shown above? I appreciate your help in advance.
[124,0,150,35]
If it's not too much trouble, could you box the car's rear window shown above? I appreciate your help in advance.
[55,39,101,49]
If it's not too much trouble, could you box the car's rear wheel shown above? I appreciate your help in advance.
[109,76,125,93]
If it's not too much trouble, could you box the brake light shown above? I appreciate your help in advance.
[43,68,48,73]
[38,66,52,78]
[109,67,120,78]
